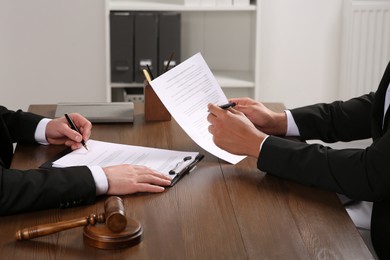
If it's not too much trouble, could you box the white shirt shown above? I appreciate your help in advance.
[34,119,108,195]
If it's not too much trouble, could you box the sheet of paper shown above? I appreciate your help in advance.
[52,139,199,178]
[150,52,246,164]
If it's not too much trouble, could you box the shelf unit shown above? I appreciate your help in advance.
[105,0,261,102]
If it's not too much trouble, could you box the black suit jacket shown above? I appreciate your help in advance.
[258,61,390,259]
[0,107,96,216]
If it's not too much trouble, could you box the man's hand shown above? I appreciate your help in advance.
[46,113,92,150]
[103,165,172,194]
[207,103,267,158]
[229,97,287,136]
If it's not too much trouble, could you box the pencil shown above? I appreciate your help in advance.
[143,69,152,83]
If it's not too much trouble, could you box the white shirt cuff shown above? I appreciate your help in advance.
[34,118,51,145]
[345,201,373,230]
[88,165,108,195]
[35,119,108,195]
[285,110,300,136]
[259,135,270,153]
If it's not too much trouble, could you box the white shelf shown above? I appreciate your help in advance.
[109,1,256,11]
[111,70,254,89]
[106,0,261,101]
[111,82,143,88]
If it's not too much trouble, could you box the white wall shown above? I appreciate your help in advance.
[258,0,343,109]
[0,0,107,111]
[0,0,344,111]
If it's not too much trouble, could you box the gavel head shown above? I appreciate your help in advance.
[104,196,127,233]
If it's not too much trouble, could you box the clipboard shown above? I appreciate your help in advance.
[39,147,73,169]
[39,140,204,187]
[169,154,204,187]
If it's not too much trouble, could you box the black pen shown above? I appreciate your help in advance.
[64,113,88,150]
[146,64,154,80]
[219,102,236,109]
[164,51,175,73]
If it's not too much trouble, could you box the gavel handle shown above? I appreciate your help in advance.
[15,213,105,241]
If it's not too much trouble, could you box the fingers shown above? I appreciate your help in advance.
[61,123,84,142]
[207,103,221,116]
[208,103,240,117]
[104,165,172,195]
[68,113,92,141]
[207,103,242,127]
[228,97,255,106]
[131,183,166,193]
[49,113,92,149]
[135,169,172,183]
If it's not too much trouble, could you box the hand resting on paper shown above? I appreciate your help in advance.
[103,165,172,194]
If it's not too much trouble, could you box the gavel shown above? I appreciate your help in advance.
[15,196,127,241]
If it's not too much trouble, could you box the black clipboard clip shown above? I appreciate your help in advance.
[170,154,204,187]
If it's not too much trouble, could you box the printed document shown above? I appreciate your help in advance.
[52,139,199,178]
[150,53,246,164]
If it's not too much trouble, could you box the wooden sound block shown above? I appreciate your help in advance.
[83,219,142,250]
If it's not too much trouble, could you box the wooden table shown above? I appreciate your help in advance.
[0,103,372,259]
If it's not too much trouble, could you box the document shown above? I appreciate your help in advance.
[150,53,246,164]
[51,140,203,186]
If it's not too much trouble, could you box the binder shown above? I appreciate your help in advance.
[134,12,158,83]
[110,11,134,83]
[158,12,181,75]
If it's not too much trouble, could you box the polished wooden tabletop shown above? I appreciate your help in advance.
[0,103,372,259]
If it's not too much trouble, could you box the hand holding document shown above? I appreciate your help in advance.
[150,53,246,164]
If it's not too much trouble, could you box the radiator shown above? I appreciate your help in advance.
[340,0,390,99]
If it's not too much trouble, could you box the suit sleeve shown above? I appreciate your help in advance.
[258,93,390,202]
[290,93,374,142]
[0,105,44,144]
[0,106,96,216]
[0,166,96,216]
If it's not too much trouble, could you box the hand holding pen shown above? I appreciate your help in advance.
[64,114,89,150]
[44,113,92,150]
[219,102,236,109]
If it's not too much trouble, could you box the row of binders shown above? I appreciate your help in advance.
[181,0,250,5]
[110,11,181,84]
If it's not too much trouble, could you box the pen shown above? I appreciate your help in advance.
[143,69,152,83]
[164,51,175,73]
[146,64,154,80]
[64,113,88,150]
[219,102,236,109]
